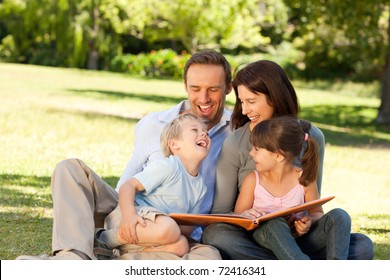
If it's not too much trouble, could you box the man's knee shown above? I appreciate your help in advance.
[54,158,82,173]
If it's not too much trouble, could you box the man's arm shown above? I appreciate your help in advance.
[116,115,165,191]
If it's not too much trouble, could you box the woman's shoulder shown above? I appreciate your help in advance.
[308,124,325,145]
[226,123,251,142]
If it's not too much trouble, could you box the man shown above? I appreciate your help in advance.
[17,50,233,260]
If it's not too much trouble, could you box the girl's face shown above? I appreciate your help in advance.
[249,146,278,172]
[237,85,274,131]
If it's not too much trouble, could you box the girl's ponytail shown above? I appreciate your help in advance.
[299,135,319,186]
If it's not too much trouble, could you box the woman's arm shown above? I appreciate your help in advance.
[309,125,325,195]
[211,135,241,214]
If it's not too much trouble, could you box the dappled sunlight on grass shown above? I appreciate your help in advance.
[351,215,390,260]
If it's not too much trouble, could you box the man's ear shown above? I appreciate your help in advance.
[226,82,233,96]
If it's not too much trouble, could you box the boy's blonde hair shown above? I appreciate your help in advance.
[160,112,206,157]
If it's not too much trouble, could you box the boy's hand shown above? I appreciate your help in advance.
[118,213,146,244]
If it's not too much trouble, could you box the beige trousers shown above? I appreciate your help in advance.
[51,158,221,260]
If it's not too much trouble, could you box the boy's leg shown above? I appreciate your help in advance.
[104,206,188,256]
[51,158,118,259]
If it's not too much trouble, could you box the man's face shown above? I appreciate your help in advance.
[185,64,231,130]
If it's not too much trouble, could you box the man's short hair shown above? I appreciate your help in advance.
[183,50,232,89]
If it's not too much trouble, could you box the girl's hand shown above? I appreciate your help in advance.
[294,215,312,236]
[117,213,146,244]
[239,208,266,219]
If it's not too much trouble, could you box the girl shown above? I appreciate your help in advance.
[234,116,351,260]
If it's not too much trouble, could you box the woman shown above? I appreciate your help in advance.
[202,60,373,260]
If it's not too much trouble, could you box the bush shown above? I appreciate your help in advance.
[109,49,190,79]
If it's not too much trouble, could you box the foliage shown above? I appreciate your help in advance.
[110,49,190,79]
[107,46,303,80]
[0,0,388,83]
[144,0,272,53]
[0,0,155,69]
[284,0,389,81]
[0,0,284,67]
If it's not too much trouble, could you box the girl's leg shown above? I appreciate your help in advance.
[252,217,309,260]
[297,208,351,259]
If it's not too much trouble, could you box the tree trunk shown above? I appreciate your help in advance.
[377,16,390,126]
[87,48,99,70]
[87,4,99,70]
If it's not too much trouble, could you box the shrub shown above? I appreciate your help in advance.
[109,49,190,79]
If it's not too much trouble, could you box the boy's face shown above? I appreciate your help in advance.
[170,120,211,161]
[184,64,231,130]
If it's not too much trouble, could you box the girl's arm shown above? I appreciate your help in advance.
[305,181,324,222]
[295,181,324,236]
[118,178,147,243]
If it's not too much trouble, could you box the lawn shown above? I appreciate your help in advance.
[0,62,389,260]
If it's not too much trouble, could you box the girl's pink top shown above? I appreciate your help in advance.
[252,170,305,217]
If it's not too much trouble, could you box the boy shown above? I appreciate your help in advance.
[96,113,210,257]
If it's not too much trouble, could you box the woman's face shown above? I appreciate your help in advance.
[237,85,274,130]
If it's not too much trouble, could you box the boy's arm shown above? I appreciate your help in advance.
[118,178,146,243]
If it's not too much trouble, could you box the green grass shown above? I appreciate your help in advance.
[0,62,389,260]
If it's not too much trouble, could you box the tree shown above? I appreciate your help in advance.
[0,0,153,69]
[284,0,390,125]
[142,0,272,53]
